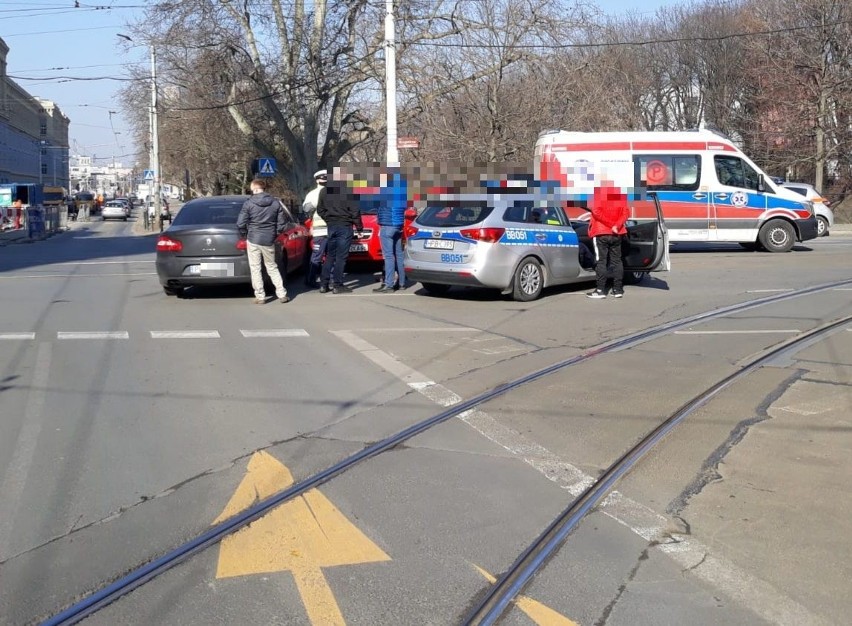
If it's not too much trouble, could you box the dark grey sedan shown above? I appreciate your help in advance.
[155,195,310,296]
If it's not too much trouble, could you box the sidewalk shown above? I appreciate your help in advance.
[0,217,95,247]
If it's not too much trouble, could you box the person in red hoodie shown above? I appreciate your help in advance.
[587,178,630,299]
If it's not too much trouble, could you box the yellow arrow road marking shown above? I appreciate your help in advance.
[214,451,390,625]
[474,565,578,626]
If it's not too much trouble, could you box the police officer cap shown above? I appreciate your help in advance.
[314,169,327,179]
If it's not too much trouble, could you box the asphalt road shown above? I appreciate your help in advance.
[1,213,851,625]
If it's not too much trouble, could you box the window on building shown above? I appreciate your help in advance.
[40,121,47,136]
[41,163,48,175]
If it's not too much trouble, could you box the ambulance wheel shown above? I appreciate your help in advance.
[512,257,543,302]
[422,282,451,296]
[758,219,795,253]
[623,271,646,285]
[817,216,829,237]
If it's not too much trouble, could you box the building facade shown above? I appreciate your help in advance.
[0,37,71,190]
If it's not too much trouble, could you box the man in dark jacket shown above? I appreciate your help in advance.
[317,167,364,294]
[236,177,291,304]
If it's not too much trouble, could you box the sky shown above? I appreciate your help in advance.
[0,0,688,168]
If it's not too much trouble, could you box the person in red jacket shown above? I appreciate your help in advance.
[587,179,630,299]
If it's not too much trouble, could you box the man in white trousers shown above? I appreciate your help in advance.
[236,177,291,304]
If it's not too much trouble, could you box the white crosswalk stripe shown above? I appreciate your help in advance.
[150,331,221,339]
[240,329,310,338]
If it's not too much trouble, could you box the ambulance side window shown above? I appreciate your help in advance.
[714,155,761,191]
[633,155,700,191]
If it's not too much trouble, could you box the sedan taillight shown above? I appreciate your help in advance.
[404,224,419,239]
[156,236,182,252]
[236,239,248,251]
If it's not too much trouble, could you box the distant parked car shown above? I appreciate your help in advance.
[780,182,834,237]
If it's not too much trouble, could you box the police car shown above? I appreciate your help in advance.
[403,182,670,301]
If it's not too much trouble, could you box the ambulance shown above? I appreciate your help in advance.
[535,129,818,252]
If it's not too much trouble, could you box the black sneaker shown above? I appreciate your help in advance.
[612,291,624,299]
[319,285,329,294]
[586,290,606,299]
[333,284,352,294]
[373,284,392,293]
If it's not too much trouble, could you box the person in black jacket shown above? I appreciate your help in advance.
[236,177,291,304]
[317,167,363,294]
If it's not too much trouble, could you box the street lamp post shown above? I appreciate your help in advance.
[119,33,162,230]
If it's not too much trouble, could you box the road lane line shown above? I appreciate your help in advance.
[0,342,52,559]
[240,329,310,338]
[336,330,827,626]
[150,331,221,339]
[331,330,432,385]
[57,331,129,340]
[746,289,794,293]
[0,273,157,279]
[0,333,35,340]
[674,330,801,335]
[49,261,156,265]
[350,327,479,333]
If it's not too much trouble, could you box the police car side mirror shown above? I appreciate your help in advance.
[757,174,766,193]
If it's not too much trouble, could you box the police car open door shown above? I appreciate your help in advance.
[622,192,671,274]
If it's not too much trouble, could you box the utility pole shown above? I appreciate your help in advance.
[150,46,162,230]
[385,0,399,166]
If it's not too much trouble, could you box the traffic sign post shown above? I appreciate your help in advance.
[255,158,277,177]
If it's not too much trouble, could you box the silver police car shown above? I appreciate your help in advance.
[404,186,670,301]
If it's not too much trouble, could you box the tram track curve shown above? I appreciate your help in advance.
[43,278,852,625]
[462,313,852,625]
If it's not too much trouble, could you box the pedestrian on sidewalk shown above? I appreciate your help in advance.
[586,178,630,299]
[317,167,363,294]
[237,177,291,304]
[374,165,408,292]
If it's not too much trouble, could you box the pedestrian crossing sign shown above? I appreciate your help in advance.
[257,158,276,177]
[143,169,155,181]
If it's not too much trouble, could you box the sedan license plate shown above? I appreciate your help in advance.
[424,239,454,250]
[349,243,368,253]
[200,262,234,277]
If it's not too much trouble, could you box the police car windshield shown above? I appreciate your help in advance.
[172,201,243,226]
[417,201,492,227]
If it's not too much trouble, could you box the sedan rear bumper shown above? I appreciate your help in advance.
[156,254,252,287]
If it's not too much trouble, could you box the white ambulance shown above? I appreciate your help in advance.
[535,129,818,252]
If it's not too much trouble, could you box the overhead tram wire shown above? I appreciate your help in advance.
[403,18,852,49]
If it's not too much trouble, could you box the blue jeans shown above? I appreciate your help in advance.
[321,224,353,287]
[379,225,405,287]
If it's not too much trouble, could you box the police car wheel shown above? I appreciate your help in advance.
[817,216,829,237]
[422,282,451,296]
[512,257,543,302]
[758,219,795,253]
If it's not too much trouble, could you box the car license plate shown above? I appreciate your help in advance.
[349,243,368,253]
[425,239,454,250]
[200,262,234,277]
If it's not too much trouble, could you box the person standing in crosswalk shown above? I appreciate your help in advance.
[301,169,329,288]
[237,177,291,304]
